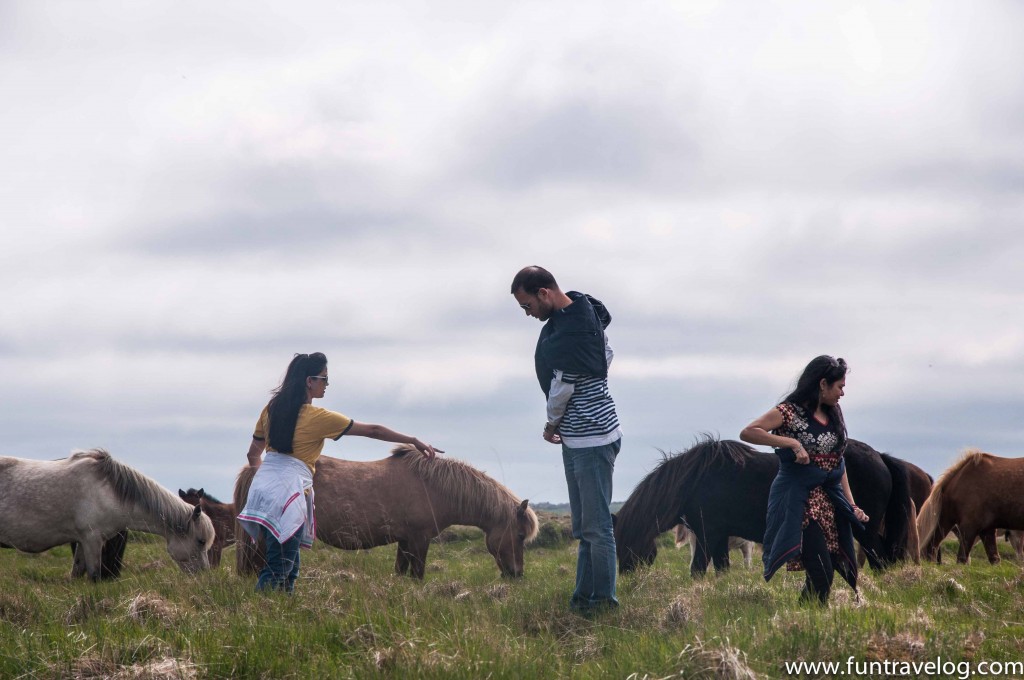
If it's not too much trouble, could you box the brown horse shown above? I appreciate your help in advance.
[178,488,235,568]
[919,449,1024,564]
[235,446,539,579]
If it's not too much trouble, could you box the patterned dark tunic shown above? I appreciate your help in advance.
[774,402,845,570]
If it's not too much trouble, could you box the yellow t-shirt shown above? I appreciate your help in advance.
[253,404,353,474]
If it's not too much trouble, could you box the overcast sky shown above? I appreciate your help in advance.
[2,1,1022,504]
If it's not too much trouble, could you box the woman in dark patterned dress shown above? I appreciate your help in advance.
[740,355,870,604]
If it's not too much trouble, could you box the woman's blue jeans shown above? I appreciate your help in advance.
[256,527,301,593]
[562,438,621,610]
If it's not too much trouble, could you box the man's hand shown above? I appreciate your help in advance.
[543,422,562,445]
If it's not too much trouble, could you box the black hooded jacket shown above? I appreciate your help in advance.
[534,291,612,397]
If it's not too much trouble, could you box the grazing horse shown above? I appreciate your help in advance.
[178,488,235,568]
[615,437,913,576]
[235,445,539,579]
[918,449,1024,564]
[0,449,215,579]
[673,523,755,569]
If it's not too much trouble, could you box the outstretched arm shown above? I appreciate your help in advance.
[346,422,443,460]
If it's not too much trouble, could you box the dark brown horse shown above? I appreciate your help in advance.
[235,446,539,579]
[178,488,235,568]
[614,436,913,576]
[919,449,1024,564]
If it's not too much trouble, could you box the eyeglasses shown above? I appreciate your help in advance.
[310,376,329,385]
[519,302,531,310]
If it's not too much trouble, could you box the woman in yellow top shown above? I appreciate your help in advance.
[237,352,442,593]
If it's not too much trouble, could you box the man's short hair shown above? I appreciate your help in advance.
[511,266,558,295]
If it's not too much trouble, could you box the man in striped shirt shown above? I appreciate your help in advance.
[512,266,622,614]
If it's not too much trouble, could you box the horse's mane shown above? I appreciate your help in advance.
[75,449,195,534]
[918,447,988,549]
[616,435,758,543]
[390,445,539,541]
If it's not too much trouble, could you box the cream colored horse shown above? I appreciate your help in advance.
[0,449,215,579]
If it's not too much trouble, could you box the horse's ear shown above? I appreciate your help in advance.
[178,489,186,498]
[191,504,203,521]
[197,488,205,498]
[517,499,529,516]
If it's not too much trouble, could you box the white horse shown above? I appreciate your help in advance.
[0,449,215,579]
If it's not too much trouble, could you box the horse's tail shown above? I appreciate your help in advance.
[880,454,913,563]
[233,465,264,577]
[917,483,942,559]
[916,448,984,559]
[906,499,920,565]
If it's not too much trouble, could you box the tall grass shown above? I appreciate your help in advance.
[1,520,1023,679]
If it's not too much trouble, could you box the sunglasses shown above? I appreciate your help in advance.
[309,376,329,385]
[519,302,531,310]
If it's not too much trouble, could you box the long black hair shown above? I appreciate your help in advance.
[782,355,849,447]
[267,352,327,453]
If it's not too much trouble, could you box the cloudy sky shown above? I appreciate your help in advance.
[2,1,1022,504]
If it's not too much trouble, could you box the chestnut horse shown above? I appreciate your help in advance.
[235,445,539,579]
[0,449,215,579]
[919,449,1024,564]
[178,488,235,568]
[615,436,913,576]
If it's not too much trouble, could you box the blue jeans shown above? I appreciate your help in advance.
[256,527,301,593]
[562,438,620,610]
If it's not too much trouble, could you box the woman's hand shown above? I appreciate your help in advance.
[412,439,444,460]
[852,505,869,523]
[792,440,810,465]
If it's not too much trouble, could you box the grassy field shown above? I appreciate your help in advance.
[2,516,1023,679]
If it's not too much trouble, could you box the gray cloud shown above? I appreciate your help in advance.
[2,0,1023,505]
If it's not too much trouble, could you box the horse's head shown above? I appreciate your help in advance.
[166,504,215,574]
[486,499,538,578]
[613,511,659,573]
[618,541,658,573]
[178,488,205,506]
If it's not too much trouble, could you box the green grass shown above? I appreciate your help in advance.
[2,521,1023,679]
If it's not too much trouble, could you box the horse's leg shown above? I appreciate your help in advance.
[710,533,731,574]
[956,526,977,564]
[1012,531,1024,561]
[408,539,430,580]
[100,531,128,579]
[395,540,412,576]
[209,543,222,569]
[740,540,753,569]
[76,536,104,581]
[70,542,87,578]
[980,528,1000,565]
[689,535,711,577]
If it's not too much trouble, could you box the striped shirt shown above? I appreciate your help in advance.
[546,338,622,448]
